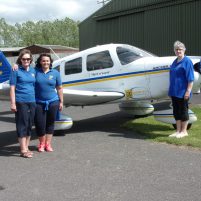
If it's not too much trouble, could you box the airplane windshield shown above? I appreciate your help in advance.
[116,46,154,65]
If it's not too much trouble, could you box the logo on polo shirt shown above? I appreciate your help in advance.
[31,73,35,77]
[49,75,53,80]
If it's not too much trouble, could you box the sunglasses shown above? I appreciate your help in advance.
[21,58,31,61]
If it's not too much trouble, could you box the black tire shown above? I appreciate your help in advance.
[187,124,192,130]
[172,124,177,130]
[172,123,192,130]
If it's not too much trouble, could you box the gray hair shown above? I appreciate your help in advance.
[174,40,186,51]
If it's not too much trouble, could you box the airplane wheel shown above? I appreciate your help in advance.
[187,124,192,130]
[172,123,192,130]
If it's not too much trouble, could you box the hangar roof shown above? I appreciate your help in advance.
[81,0,192,22]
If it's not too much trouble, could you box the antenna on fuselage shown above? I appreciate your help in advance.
[49,47,60,60]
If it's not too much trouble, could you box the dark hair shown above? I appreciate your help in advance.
[16,49,33,65]
[35,53,53,68]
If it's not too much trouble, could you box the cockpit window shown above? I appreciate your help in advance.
[116,47,142,65]
[87,50,113,71]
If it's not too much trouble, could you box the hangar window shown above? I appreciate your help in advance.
[116,47,141,65]
[87,50,113,71]
[65,57,82,75]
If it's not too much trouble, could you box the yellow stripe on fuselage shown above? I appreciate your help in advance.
[63,69,169,87]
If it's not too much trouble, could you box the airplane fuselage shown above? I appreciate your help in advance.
[53,44,201,106]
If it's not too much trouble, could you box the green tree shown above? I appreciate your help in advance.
[0,17,79,48]
[0,18,18,47]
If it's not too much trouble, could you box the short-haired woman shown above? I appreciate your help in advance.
[168,41,194,138]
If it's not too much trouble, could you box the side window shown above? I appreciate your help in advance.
[65,57,82,75]
[54,65,60,72]
[116,47,141,65]
[87,50,113,71]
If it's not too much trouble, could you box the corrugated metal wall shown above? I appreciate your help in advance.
[79,0,201,56]
[144,0,201,55]
[117,12,144,48]
[144,3,182,55]
[94,0,172,17]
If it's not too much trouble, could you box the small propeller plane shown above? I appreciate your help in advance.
[1,44,201,130]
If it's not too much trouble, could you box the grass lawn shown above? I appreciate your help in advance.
[123,106,201,149]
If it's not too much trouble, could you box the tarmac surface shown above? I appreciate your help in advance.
[0,95,201,201]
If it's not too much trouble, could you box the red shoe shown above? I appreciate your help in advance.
[38,143,45,152]
[45,144,53,152]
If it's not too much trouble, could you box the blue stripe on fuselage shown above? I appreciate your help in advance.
[62,68,170,87]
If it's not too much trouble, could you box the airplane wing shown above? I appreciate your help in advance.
[63,89,125,106]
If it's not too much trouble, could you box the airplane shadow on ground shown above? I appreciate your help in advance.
[0,110,171,157]
[55,111,171,139]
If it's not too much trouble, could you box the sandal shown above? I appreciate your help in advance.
[20,152,33,158]
[27,150,34,155]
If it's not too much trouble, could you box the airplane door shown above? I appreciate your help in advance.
[86,49,119,91]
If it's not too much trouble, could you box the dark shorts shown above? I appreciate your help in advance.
[171,96,189,121]
[35,101,59,137]
[15,102,36,138]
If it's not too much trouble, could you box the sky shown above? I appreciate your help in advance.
[0,0,105,24]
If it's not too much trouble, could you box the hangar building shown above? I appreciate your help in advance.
[1,44,78,64]
[79,0,201,56]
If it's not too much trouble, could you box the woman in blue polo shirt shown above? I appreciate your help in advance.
[168,41,194,138]
[34,53,63,152]
[10,49,36,158]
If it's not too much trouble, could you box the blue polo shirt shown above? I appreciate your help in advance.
[168,56,194,98]
[35,68,62,101]
[9,66,36,102]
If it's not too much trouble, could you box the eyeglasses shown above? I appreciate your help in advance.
[175,48,184,51]
[21,58,31,61]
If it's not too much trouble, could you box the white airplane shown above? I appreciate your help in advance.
[1,44,201,130]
